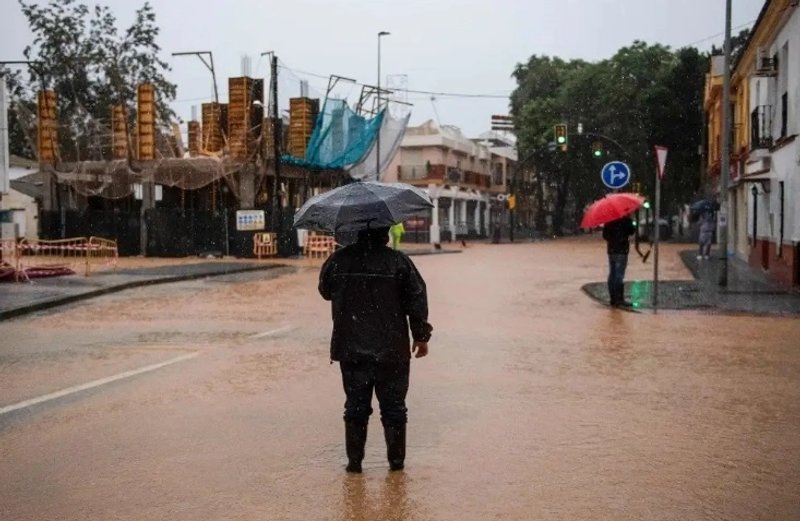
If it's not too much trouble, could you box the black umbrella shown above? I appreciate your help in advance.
[293,181,433,233]
[690,199,720,213]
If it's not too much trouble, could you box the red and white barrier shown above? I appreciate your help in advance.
[1,237,118,282]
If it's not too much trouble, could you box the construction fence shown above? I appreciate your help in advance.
[0,236,118,282]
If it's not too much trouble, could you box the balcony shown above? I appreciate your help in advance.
[751,105,773,150]
[397,164,445,183]
[398,164,490,189]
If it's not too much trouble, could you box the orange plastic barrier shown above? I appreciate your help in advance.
[253,232,277,259]
[304,233,335,259]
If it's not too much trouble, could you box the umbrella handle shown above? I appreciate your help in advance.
[634,232,652,263]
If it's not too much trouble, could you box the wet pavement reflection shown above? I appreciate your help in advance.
[0,238,798,520]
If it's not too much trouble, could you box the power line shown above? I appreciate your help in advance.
[171,20,758,107]
[277,62,513,100]
[685,19,756,47]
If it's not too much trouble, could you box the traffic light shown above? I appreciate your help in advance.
[592,141,604,158]
[642,200,651,210]
[507,194,516,210]
[554,124,568,150]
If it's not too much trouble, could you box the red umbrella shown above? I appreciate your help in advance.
[580,192,645,229]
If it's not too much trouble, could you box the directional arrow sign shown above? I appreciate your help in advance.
[600,161,631,189]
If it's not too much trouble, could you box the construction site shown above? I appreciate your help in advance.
[3,58,408,264]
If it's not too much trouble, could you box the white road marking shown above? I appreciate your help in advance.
[0,352,199,417]
[248,325,294,340]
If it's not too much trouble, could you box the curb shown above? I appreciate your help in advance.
[0,264,290,321]
[580,283,641,313]
[405,250,462,256]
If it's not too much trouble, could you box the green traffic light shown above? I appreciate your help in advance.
[556,136,566,144]
[593,149,602,157]
[643,201,651,209]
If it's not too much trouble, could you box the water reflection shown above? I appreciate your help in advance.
[338,472,413,521]
[588,311,636,375]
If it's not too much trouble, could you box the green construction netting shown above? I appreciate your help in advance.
[282,99,383,170]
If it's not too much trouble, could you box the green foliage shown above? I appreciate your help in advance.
[0,0,176,161]
[511,41,711,235]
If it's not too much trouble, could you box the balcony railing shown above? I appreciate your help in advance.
[398,164,445,181]
[751,105,773,150]
[398,164,489,188]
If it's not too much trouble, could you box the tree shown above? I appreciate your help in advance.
[511,41,710,235]
[0,0,176,162]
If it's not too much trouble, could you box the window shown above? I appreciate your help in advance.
[778,42,789,138]
[781,92,788,138]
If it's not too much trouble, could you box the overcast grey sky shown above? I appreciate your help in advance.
[1,0,765,137]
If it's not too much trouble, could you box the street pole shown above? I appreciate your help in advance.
[718,0,732,286]
[653,168,661,309]
[377,31,389,179]
[270,54,284,254]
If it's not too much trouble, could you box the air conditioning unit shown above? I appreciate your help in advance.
[755,48,777,76]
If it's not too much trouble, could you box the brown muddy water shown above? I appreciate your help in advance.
[0,238,798,520]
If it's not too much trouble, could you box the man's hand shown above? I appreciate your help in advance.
[412,341,429,358]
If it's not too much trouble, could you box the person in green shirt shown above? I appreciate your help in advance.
[390,222,405,250]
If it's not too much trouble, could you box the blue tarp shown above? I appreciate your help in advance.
[281,99,384,170]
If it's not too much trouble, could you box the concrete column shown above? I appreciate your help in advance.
[460,198,468,234]
[448,197,456,238]
[430,196,440,244]
[474,201,481,235]
[485,200,491,235]
[239,165,256,209]
[140,182,155,255]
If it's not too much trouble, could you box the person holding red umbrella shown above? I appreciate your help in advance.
[581,192,644,308]
[602,214,637,307]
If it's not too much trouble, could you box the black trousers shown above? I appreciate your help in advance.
[340,360,410,426]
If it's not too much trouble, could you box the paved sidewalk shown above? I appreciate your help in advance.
[0,243,459,320]
[583,248,800,316]
[0,262,292,321]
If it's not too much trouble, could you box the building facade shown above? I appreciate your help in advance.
[1,155,40,239]
[384,120,514,243]
[704,0,799,287]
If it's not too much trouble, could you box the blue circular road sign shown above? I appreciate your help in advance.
[600,161,631,189]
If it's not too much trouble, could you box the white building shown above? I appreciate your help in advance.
[1,155,40,239]
[740,0,799,286]
[384,120,514,243]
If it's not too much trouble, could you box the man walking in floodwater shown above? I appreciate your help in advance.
[319,227,432,473]
[602,214,636,307]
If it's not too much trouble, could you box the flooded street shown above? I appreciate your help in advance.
[1,237,799,520]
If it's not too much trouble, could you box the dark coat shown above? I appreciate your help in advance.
[602,217,636,255]
[319,236,433,364]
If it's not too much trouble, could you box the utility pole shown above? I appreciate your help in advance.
[718,0,732,286]
[269,53,284,255]
[377,31,390,178]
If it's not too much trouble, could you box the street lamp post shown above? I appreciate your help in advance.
[171,51,219,108]
[377,31,390,178]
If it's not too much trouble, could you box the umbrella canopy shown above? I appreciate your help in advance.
[580,192,645,229]
[690,199,720,213]
[293,181,433,233]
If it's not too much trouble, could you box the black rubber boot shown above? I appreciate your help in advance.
[615,283,632,307]
[345,421,368,473]
[383,423,406,471]
[608,281,619,306]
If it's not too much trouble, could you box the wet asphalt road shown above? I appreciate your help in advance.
[1,237,799,520]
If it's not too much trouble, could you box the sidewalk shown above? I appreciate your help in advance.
[583,248,800,316]
[0,243,460,320]
[0,261,292,321]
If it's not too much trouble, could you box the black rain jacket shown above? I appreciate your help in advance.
[319,236,433,364]
[602,217,636,255]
